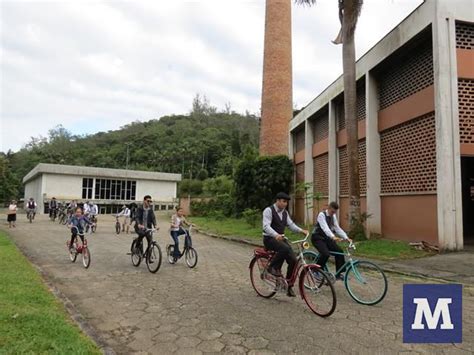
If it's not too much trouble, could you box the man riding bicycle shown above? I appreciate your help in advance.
[67,207,93,252]
[134,195,157,257]
[117,205,131,233]
[26,197,37,218]
[311,201,352,280]
[84,201,98,222]
[263,192,308,297]
[49,197,58,219]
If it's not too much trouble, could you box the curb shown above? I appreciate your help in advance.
[6,236,116,355]
[195,227,474,287]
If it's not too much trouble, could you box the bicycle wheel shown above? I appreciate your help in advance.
[61,215,68,225]
[115,222,121,235]
[167,245,176,264]
[185,247,198,268]
[91,224,97,233]
[69,243,77,262]
[249,256,276,299]
[299,265,336,317]
[146,243,162,273]
[131,239,142,267]
[82,247,91,269]
[345,261,388,305]
[29,213,33,223]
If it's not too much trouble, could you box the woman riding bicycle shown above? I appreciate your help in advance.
[311,201,352,280]
[169,207,192,262]
[67,207,93,252]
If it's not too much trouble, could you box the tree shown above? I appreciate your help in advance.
[296,0,363,232]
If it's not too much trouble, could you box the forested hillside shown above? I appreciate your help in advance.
[0,97,260,201]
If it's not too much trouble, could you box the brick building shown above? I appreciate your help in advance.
[289,0,473,250]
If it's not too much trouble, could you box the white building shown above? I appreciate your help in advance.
[23,163,181,214]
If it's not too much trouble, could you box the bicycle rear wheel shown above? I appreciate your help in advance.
[82,247,91,269]
[131,239,142,267]
[185,247,198,268]
[249,256,276,299]
[146,243,162,273]
[345,261,388,305]
[299,265,336,317]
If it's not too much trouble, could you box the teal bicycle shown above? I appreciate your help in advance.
[303,240,387,305]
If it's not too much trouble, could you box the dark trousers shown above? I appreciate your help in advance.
[170,228,190,257]
[136,229,152,254]
[70,229,84,248]
[263,236,297,284]
[311,234,346,273]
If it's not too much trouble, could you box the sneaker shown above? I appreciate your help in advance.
[287,287,296,297]
[336,273,345,281]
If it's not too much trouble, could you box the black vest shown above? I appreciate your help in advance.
[314,212,335,238]
[270,205,288,235]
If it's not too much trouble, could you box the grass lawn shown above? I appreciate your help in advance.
[191,216,433,260]
[0,231,100,354]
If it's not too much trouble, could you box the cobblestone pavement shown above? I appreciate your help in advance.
[2,215,473,354]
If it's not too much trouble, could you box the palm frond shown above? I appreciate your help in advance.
[294,0,317,6]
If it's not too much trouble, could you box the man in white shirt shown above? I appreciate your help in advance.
[117,205,131,233]
[311,201,352,279]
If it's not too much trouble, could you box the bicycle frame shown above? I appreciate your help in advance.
[312,241,364,280]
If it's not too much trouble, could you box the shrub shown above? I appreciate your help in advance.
[179,179,203,196]
[242,208,261,227]
[234,155,293,212]
[348,212,371,241]
[203,176,233,196]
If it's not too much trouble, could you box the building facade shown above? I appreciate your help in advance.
[23,163,181,214]
[289,0,473,250]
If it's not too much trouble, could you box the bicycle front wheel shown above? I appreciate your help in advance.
[345,261,387,305]
[115,222,121,234]
[146,243,162,273]
[61,215,68,225]
[299,265,336,317]
[69,245,77,262]
[185,247,198,268]
[82,247,91,269]
[249,256,276,299]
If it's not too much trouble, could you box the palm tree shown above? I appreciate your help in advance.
[296,0,363,233]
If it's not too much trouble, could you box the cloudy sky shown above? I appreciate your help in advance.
[0,0,423,152]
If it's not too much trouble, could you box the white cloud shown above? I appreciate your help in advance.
[0,0,422,152]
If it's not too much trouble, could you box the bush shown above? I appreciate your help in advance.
[179,179,203,196]
[203,176,233,196]
[234,155,293,213]
[348,212,371,241]
[190,193,235,217]
[197,169,209,181]
[242,208,261,227]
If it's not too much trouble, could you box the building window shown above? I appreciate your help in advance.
[82,178,93,199]
[94,179,137,200]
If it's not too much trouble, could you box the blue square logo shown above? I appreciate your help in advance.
[403,284,462,343]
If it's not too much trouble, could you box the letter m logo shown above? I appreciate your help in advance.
[403,284,462,343]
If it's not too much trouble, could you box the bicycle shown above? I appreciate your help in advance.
[26,209,35,223]
[130,228,162,273]
[302,240,388,305]
[114,215,121,235]
[50,208,58,222]
[58,207,68,225]
[249,233,336,317]
[166,225,198,268]
[85,215,97,233]
[67,226,91,269]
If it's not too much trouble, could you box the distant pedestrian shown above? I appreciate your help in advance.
[7,200,17,228]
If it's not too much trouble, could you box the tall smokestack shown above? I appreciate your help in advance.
[259,0,293,156]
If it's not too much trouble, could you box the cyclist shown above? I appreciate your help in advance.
[26,197,37,219]
[67,207,93,252]
[263,192,308,297]
[117,204,131,233]
[49,197,58,219]
[67,200,78,217]
[170,207,192,261]
[311,201,352,280]
[134,195,157,257]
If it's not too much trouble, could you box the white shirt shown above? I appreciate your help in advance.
[118,208,130,217]
[83,204,91,214]
[316,210,349,240]
[90,204,98,215]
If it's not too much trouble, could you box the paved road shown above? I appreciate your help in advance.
[2,215,473,354]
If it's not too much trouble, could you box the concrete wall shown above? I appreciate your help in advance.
[43,173,83,200]
[136,179,177,202]
[24,175,43,211]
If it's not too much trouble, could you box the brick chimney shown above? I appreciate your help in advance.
[259,0,293,156]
